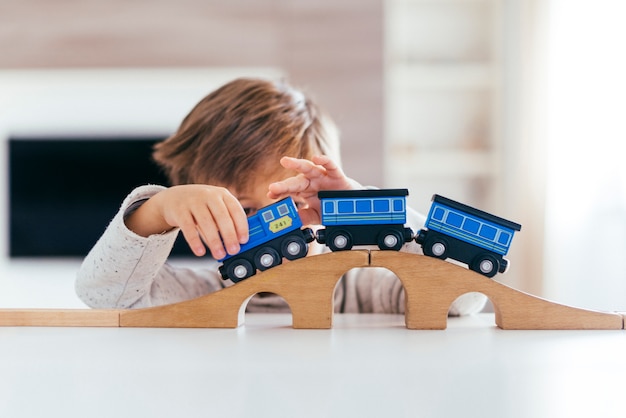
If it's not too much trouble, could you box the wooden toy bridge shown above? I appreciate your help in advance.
[1,251,624,330]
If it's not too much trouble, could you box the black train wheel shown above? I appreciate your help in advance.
[423,236,448,259]
[377,229,403,251]
[281,236,308,260]
[254,247,282,271]
[471,254,499,278]
[327,230,353,252]
[224,259,255,283]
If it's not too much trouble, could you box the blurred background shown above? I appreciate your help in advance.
[0,0,624,311]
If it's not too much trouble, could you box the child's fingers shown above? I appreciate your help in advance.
[267,175,311,198]
[223,196,249,244]
[311,155,343,178]
[196,203,243,258]
[280,156,328,179]
[312,155,363,190]
[266,183,285,200]
[271,155,359,203]
[190,212,228,259]
[158,185,249,259]
[178,219,209,257]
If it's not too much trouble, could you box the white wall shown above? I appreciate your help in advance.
[542,0,626,311]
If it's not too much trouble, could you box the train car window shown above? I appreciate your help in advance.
[447,212,464,228]
[356,200,371,213]
[373,199,389,212]
[462,218,480,234]
[338,201,354,213]
[324,201,334,214]
[432,207,445,221]
[479,224,497,240]
[393,199,404,212]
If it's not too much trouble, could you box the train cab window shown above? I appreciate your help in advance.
[262,210,275,222]
[356,200,371,213]
[277,204,289,216]
[462,218,480,234]
[446,212,463,228]
[479,224,497,240]
[373,199,390,212]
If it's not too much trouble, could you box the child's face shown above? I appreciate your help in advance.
[229,169,304,217]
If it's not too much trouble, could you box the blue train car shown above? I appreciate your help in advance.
[416,194,521,277]
[316,189,414,251]
[219,197,314,282]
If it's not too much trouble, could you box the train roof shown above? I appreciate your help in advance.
[318,188,409,199]
[432,194,522,231]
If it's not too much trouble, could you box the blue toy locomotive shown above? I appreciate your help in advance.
[218,189,521,282]
[218,197,314,283]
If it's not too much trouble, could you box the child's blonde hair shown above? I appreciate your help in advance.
[153,78,340,190]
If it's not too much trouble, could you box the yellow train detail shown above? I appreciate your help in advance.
[269,216,293,233]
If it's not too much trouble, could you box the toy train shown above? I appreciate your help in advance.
[416,194,521,277]
[316,189,414,251]
[218,197,315,283]
[219,189,521,282]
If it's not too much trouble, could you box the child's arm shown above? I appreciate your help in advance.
[76,185,231,309]
[125,184,249,259]
[267,155,363,225]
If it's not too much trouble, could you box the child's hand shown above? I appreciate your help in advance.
[267,155,362,225]
[125,185,249,259]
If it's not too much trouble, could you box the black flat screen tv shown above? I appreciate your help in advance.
[9,136,194,257]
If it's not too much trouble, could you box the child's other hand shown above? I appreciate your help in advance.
[267,155,362,225]
[125,185,249,259]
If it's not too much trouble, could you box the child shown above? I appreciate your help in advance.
[75,77,486,315]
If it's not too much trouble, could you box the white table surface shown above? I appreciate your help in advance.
[1,260,625,418]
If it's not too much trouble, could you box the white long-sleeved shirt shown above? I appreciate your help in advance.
[75,185,486,315]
